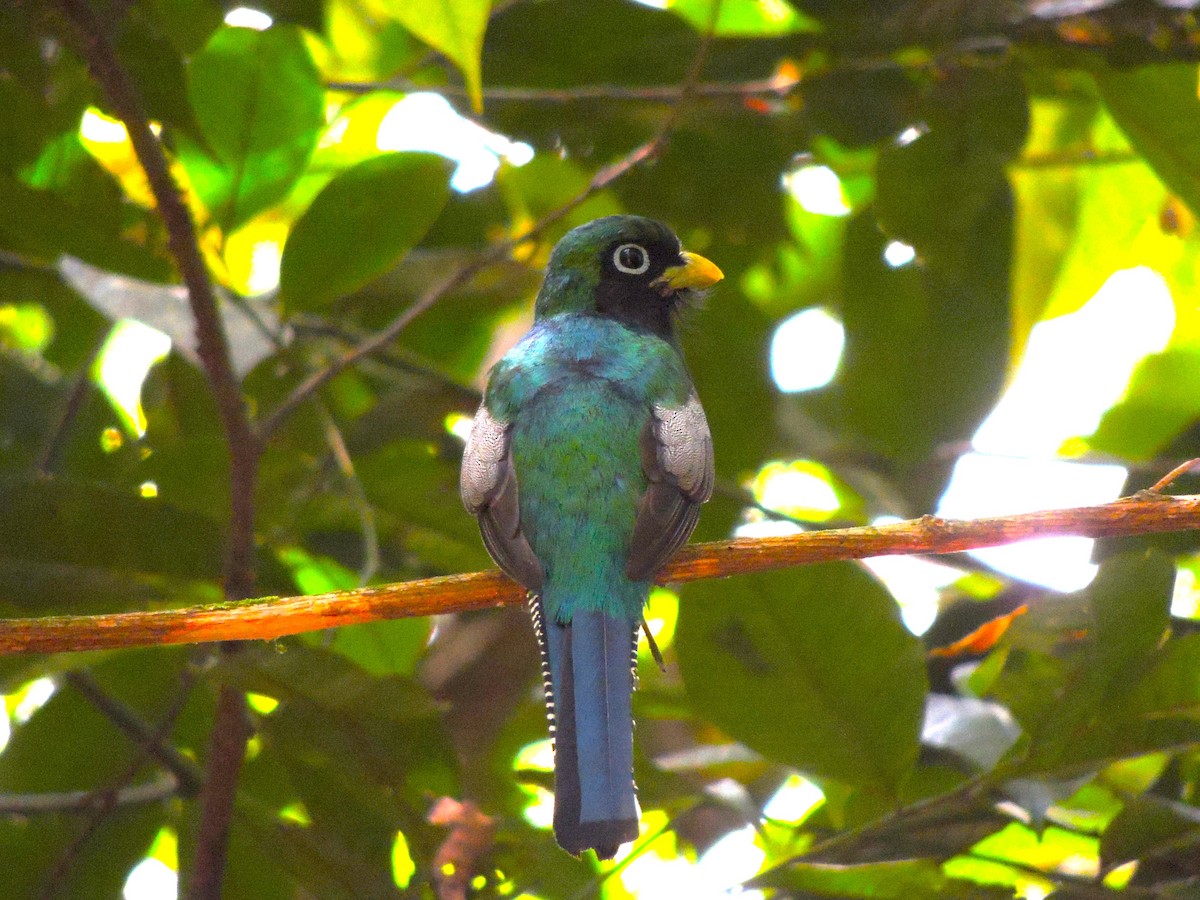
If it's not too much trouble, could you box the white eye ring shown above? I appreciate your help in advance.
[612,243,650,275]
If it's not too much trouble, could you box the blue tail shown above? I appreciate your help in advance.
[532,598,640,859]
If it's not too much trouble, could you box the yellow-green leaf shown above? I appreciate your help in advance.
[373,0,489,111]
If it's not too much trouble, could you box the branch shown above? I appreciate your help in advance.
[0,774,179,815]
[54,6,261,896]
[64,670,204,795]
[3,491,1200,655]
[326,74,800,104]
[54,0,259,598]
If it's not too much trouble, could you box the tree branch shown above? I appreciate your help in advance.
[326,74,800,104]
[0,775,180,815]
[3,491,1199,655]
[53,5,261,896]
[64,670,204,795]
[54,0,260,599]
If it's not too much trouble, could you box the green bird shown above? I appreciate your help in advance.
[461,215,721,859]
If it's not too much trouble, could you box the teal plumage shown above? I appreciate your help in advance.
[461,216,721,859]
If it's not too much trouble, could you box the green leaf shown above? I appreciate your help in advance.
[1125,633,1200,719]
[875,66,1027,259]
[676,563,927,796]
[669,0,820,36]
[752,859,1014,898]
[1097,63,1200,217]
[317,620,431,677]
[372,0,490,111]
[218,644,455,797]
[1089,550,1173,681]
[279,152,453,313]
[185,25,324,230]
[1088,348,1200,460]
[835,192,1010,480]
[0,477,225,582]
[997,553,1176,774]
[1102,795,1200,869]
[0,174,167,279]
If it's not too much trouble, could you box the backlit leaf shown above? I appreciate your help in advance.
[185,25,324,229]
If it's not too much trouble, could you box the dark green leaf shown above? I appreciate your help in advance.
[1097,63,1200,217]
[875,66,1028,259]
[280,152,453,313]
[0,174,167,279]
[1089,550,1173,680]
[676,563,927,796]
[185,25,324,229]
[1102,795,1200,869]
[834,191,1010,482]
[0,477,224,583]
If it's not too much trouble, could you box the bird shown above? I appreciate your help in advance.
[460,215,721,859]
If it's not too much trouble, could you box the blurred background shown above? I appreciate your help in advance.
[5,0,1200,896]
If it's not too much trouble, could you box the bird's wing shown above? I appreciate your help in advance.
[625,391,714,581]
[460,404,544,590]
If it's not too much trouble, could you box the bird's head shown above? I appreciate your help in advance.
[534,215,723,340]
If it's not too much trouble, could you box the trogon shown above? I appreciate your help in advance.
[461,215,720,859]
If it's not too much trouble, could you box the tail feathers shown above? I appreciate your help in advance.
[532,597,640,859]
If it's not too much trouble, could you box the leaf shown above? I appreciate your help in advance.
[668,0,820,36]
[185,25,324,230]
[1097,63,1200,217]
[217,644,455,796]
[994,553,1177,774]
[1088,348,1200,461]
[676,563,928,796]
[0,174,167,279]
[834,191,1011,483]
[875,66,1028,259]
[59,256,281,379]
[1102,795,1200,869]
[279,152,453,313]
[752,859,1014,898]
[0,477,225,582]
[1088,550,1173,681]
[372,0,490,111]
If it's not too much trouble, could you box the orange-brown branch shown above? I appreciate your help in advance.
[2,490,1197,655]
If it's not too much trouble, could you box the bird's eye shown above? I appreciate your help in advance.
[612,243,650,275]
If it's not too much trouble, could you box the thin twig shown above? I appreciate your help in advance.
[316,403,380,585]
[64,670,204,795]
[3,491,1200,655]
[1145,457,1200,494]
[36,340,103,477]
[0,774,180,815]
[326,74,800,103]
[38,667,199,897]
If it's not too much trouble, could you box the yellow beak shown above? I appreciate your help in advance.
[651,251,724,292]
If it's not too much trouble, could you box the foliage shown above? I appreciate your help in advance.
[4,0,1200,896]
